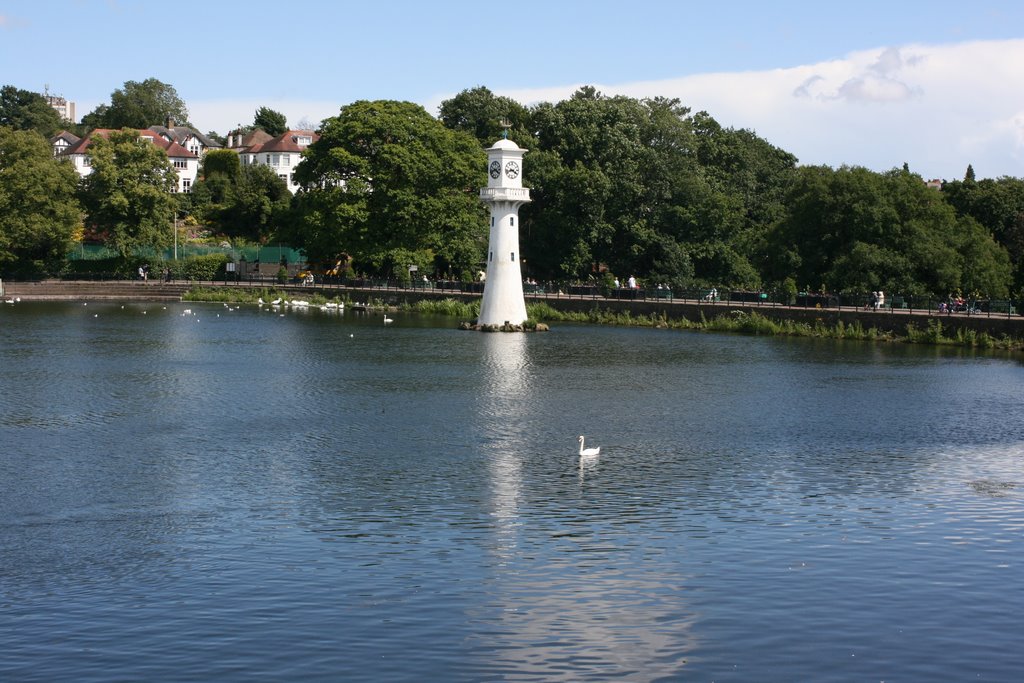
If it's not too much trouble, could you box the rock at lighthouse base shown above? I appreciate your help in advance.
[458,321,549,332]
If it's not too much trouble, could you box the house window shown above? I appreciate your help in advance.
[297,135,312,146]
[173,159,187,169]
[278,174,288,183]
[265,154,270,164]
[82,156,91,167]
[183,179,192,193]
[283,154,290,166]
[272,154,280,166]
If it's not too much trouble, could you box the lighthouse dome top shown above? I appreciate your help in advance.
[488,138,526,152]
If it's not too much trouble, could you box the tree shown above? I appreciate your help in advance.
[522,89,754,286]
[219,164,291,241]
[81,78,189,130]
[439,86,533,148]
[0,128,81,275]
[765,165,1011,297]
[191,150,289,242]
[78,130,178,258]
[288,100,486,276]
[942,176,1024,293]
[0,85,65,137]
[253,107,287,137]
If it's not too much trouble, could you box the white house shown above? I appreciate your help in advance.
[49,131,81,157]
[58,128,199,193]
[232,129,318,194]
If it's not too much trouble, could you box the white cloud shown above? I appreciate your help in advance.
[475,39,1024,180]
[183,39,1023,181]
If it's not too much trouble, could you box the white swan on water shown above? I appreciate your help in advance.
[578,435,600,457]
[383,313,393,324]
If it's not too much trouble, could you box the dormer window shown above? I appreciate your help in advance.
[296,135,312,146]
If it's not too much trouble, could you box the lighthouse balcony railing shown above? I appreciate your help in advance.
[479,187,531,201]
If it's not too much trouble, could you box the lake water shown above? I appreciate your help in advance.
[1,301,1022,681]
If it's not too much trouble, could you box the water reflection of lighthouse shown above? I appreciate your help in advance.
[479,333,530,558]
[474,335,697,678]
[478,136,530,327]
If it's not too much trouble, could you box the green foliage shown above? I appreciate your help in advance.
[253,107,287,137]
[182,286,346,305]
[201,149,241,180]
[288,100,487,277]
[0,127,81,276]
[173,253,230,280]
[189,155,289,241]
[942,176,1024,294]
[403,298,479,318]
[764,165,1011,298]
[438,86,534,147]
[78,130,178,258]
[81,78,189,130]
[514,90,781,288]
[0,86,65,137]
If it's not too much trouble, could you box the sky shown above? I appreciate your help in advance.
[2,0,1023,180]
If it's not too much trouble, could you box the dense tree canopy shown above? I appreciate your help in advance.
[765,166,1011,297]
[191,160,289,242]
[0,128,81,276]
[942,176,1024,293]
[78,130,178,258]
[287,100,487,278]
[81,78,189,131]
[438,86,533,148]
[0,86,65,138]
[516,88,783,287]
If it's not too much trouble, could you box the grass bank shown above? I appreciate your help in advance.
[525,302,1023,350]
[183,286,348,306]
[184,288,1023,351]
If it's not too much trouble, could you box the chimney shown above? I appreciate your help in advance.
[166,116,175,129]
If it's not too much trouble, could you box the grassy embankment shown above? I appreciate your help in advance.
[183,287,1022,351]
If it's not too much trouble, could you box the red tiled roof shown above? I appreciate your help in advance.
[58,128,195,158]
[256,130,319,153]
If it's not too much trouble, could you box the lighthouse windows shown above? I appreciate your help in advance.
[511,252,515,261]
[510,217,515,226]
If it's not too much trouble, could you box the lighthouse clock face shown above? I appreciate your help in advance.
[504,161,520,179]
[489,161,501,179]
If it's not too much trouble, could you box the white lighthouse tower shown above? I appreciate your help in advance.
[478,136,530,327]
